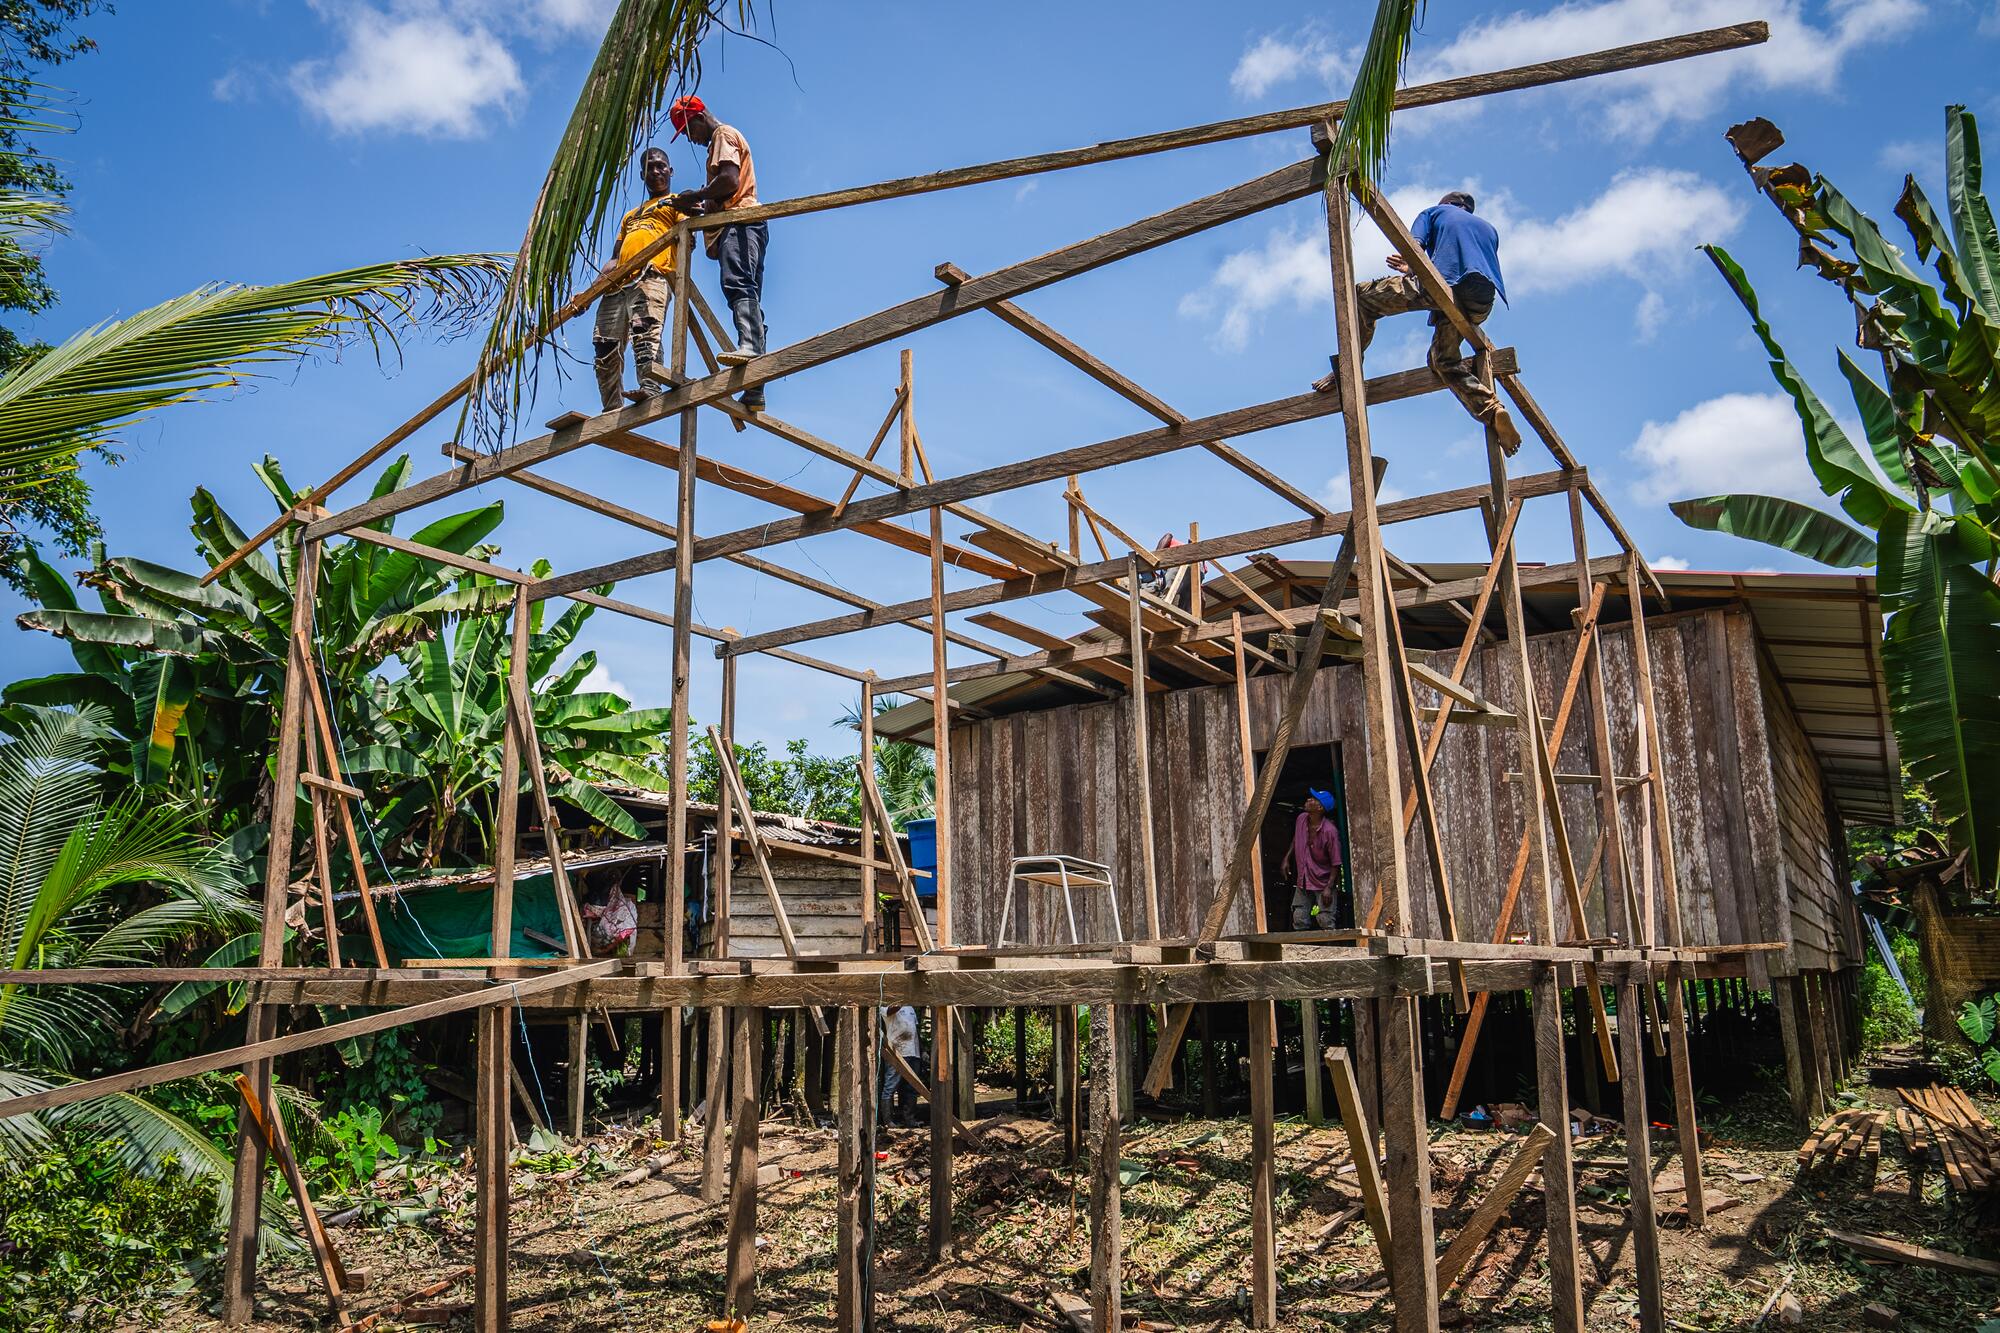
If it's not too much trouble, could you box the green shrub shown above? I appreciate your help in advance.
[979,1009,1053,1083]
[0,1133,218,1332]
[1859,954,1920,1049]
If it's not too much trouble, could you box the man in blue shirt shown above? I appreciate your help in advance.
[1317,191,1521,453]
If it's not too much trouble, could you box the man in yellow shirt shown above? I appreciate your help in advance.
[668,95,767,410]
[593,146,683,413]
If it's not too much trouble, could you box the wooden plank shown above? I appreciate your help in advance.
[472,1004,509,1333]
[1089,1003,1123,1333]
[930,506,955,950]
[834,1009,866,1332]
[300,771,363,801]
[1436,1122,1555,1289]
[1827,1230,2000,1277]
[490,590,528,961]
[859,763,935,952]
[296,639,389,970]
[0,958,621,1120]
[1325,1047,1391,1244]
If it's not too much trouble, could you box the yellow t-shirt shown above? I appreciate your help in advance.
[614,195,685,275]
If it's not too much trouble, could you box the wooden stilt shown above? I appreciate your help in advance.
[929,1003,954,1260]
[725,1005,762,1317]
[567,1016,587,1139]
[1249,999,1279,1328]
[1200,1006,1220,1117]
[1062,1005,1081,1164]
[703,1006,732,1202]
[1302,1000,1324,1125]
[1127,558,1162,939]
[858,676,875,951]
[1089,1003,1123,1333]
[1619,982,1666,1333]
[836,1007,867,1333]
[224,538,319,1325]
[1014,1007,1029,1110]
[1624,556,1707,1220]
[473,1004,510,1333]
[662,227,697,1144]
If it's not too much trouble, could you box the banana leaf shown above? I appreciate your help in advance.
[1877,506,2000,888]
[143,656,197,786]
[553,776,646,841]
[1948,104,2000,323]
[1669,494,1877,568]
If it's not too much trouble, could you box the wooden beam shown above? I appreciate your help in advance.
[721,442,1542,661]
[540,350,1517,600]
[0,959,621,1120]
[1436,1122,1555,1290]
[309,158,1329,544]
[1620,981,1666,1333]
[1249,1000,1279,1327]
[725,1005,761,1316]
[1325,1047,1392,1246]
[236,1073,352,1320]
[859,762,935,953]
[941,262,1331,518]
[473,1004,509,1333]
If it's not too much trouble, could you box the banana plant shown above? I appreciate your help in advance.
[7,455,504,825]
[364,563,665,868]
[1673,106,2000,888]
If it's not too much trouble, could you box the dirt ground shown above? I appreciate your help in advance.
[178,1076,2000,1332]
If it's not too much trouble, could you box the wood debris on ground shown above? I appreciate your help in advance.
[1895,1084,2000,1192]
[1795,1107,1885,1173]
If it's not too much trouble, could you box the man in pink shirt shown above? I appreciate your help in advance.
[1281,788,1345,930]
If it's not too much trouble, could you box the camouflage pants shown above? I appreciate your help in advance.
[1353,271,1502,424]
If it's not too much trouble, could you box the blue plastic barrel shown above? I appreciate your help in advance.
[905,818,937,899]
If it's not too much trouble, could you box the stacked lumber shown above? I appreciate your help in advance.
[1795,1108,1884,1172]
[1897,1085,2000,1192]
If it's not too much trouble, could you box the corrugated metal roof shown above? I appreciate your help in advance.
[876,566,1897,826]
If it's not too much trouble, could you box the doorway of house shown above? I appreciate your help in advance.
[1253,741,1353,932]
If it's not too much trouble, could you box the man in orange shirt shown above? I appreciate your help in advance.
[594,146,682,412]
[668,94,768,410]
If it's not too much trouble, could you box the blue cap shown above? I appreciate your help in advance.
[1307,788,1335,812]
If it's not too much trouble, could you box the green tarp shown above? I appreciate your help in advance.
[343,873,568,962]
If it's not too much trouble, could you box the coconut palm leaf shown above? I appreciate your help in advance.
[0,254,509,500]
[0,1068,234,1214]
[1327,0,1425,182]
[462,0,744,447]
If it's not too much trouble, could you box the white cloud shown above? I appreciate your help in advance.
[1014,179,1040,205]
[1180,170,1739,349]
[1634,289,1668,342]
[1324,471,1407,508]
[293,3,525,138]
[212,68,253,103]
[1877,138,1933,177]
[1651,554,1692,570]
[1627,392,1818,505]
[580,661,633,700]
[533,0,615,34]
[1403,0,1922,141]
[1230,26,1351,99]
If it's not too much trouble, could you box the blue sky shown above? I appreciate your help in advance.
[3,0,1988,753]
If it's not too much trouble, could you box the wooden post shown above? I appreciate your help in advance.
[567,1017,587,1139]
[1302,1000,1324,1125]
[836,1007,869,1332]
[473,1004,510,1332]
[224,537,318,1324]
[662,225,698,1143]
[1062,1005,1081,1164]
[703,1007,732,1201]
[1127,557,1161,939]
[1249,999,1279,1328]
[1325,172,1434,1333]
[718,651,737,958]
[859,677,875,951]
[927,504,956,1262]
[725,1005,762,1317]
[1624,556,1707,1221]
[1089,1003,1123,1333]
[1231,614,1267,930]
[1326,1047,1392,1245]
[899,349,915,486]
[1619,981,1666,1333]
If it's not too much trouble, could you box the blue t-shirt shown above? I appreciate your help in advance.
[1412,203,1508,305]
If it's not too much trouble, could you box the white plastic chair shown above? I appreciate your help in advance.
[995,854,1121,947]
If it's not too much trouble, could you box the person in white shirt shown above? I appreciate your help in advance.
[880,1005,923,1127]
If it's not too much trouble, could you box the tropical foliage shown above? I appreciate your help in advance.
[0,704,251,1205]
[1328,0,1425,182]
[9,453,669,897]
[1673,106,2000,890]
[463,0,751,446]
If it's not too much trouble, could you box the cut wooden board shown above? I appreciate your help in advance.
[1827,1229,2000,1278]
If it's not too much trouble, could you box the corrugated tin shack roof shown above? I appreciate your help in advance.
[875,566,1896,826]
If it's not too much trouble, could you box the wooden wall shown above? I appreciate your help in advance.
[701,850,872,958]
[947,604,1850,977]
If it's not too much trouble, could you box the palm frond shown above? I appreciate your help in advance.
[0,705,111,964]
[1328,0,1426,183]
[0,254,511,499]
[462,0,745,448]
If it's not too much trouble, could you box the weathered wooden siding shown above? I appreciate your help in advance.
[946,605,1851,973]
[1761,654,1860,971]
[700,851,880,958]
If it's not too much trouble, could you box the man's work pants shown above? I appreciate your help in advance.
[716,221,769,357]
[593,272,673,412]
[1353,271,1502,425]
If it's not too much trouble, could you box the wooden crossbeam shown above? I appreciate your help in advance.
[1325,1047,1392,1245]
[236,1073,353,1319]
[1437,1122,1556,1289]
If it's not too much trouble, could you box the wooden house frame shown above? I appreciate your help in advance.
[0,20,1882,1333]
